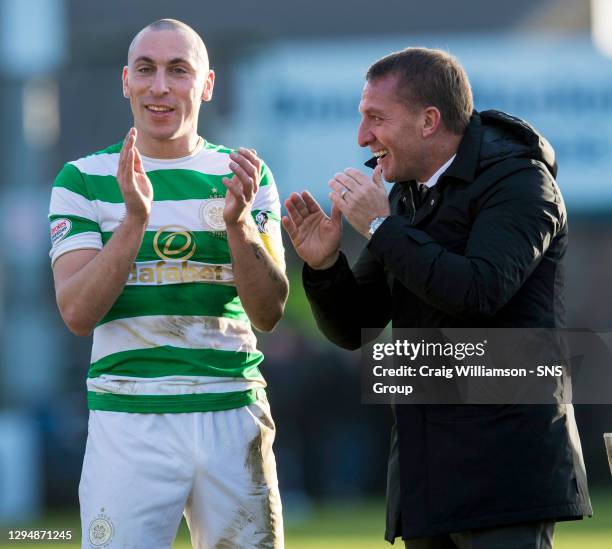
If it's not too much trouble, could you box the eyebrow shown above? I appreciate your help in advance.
[132,56,195,69]
[360,106,385,116]
[168,58,193,67]
[133,56,155,65]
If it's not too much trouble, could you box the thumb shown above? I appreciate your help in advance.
[330,203,342,226]
[372,164,384,186]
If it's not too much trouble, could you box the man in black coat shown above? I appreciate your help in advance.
[282,48,591,548]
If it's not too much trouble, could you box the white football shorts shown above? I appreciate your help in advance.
[79,397,283,548]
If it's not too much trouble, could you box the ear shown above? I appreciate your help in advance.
[122,66,130,98]
[201,69,215,102]
[421,106,442,138]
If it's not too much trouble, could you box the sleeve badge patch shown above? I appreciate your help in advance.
[50,218,72,245]
[255,211,269,234]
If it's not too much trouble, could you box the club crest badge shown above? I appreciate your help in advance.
[200,192,227,241]
[200,198,226,231]
[88,509,114,547]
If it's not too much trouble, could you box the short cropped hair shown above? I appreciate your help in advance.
[128,19,208,69]
[366,47,473,135]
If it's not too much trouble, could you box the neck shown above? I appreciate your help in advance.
[135,132,202,159]
[418,133,462,182]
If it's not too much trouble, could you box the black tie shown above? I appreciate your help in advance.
[418,184,430,205]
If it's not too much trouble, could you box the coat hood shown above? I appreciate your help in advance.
[479,110,557,178]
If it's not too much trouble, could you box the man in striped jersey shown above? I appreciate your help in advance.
[49,19,288,549]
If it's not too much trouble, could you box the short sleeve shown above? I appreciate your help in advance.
[48,162,102,266]
[251,162,285,270]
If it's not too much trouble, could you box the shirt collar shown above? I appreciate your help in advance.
[417,154,456,188]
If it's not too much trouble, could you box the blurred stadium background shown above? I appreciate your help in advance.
[0,0,611,546]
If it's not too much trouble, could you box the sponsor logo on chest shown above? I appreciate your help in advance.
[126,260,233,286]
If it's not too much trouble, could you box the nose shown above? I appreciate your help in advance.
[357,118,373,148]
[150,69,169,96]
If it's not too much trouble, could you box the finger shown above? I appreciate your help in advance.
[125,128,136,159]
[236,148,262,195]
[372,164,384,186]
[124,127,135,149]
[133,146,145,174]
[221,176,236,192]
[284,204,303,226]
[284,192,304,211]
[118,152,130,194]
[238,148,262,191]
[229,160,255,202]
[122,127,134,147]
[344,168,368,185]
[117,145,126,183]
[229,166,254,202]
[301,191,325,216]
[118,135,126,168]
[328,179,350,200]
[290,193,311,218]
[222,175,240,193]
[222,177,242,203]
[237,147,261,171]
[119,130,137,192]
[329,191,348,215]
[284,192,302,208]
[127,147,135,184]
[332,172,356,190]
[281,215,298,240]
[118,129,132,175]
[330,202,342,226]
[285,195,310,225]
[231,151,259,183]
[236,148,261,184]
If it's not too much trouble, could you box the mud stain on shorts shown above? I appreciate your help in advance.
[256,410,275,431]
[214,424,280,548]
[246,430,265,486]
[214,507,251,549]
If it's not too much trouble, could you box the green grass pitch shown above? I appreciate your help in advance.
[1,490,610,548]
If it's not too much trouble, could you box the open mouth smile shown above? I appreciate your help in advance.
[145,105,174,113]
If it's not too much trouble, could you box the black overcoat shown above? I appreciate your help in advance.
[303,111,592,540]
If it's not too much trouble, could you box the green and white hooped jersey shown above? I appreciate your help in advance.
[49,139,285,414]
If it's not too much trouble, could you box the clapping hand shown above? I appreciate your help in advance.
[222,148,261,227]
[282,192,342,270]
[117,128,153,223]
